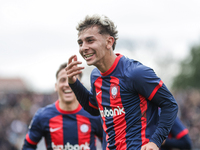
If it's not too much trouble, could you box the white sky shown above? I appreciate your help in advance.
[1,0,200,93]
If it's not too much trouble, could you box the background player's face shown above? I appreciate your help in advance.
[55,68,77,103]
[78,26,110,67]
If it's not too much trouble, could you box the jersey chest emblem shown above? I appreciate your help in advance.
[80,124,89,133]
[110,85,119,99]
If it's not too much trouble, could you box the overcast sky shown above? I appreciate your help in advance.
[1,0,200,93]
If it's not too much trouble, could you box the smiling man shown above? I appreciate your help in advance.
[22,62,104,150]
[66,14,178,150]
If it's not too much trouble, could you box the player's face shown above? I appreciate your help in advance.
[55,68,77,103]
[78,26,109,67]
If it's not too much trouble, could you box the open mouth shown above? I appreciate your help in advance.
[63,90,72,94]
[85,54,94,59]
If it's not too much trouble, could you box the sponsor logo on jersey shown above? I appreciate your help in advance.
[50,127,62,132]
[80,124,89,133]
[99,106,125,118]
[110,85,119,99]
[52,142,90,150]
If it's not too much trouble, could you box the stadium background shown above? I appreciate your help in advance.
[0,0,200,149]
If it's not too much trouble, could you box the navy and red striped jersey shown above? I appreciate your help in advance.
[22,100,103,150]
[70,54,178,150]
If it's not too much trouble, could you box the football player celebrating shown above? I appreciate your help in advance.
[66,14,178,150]
[22,62,104,150]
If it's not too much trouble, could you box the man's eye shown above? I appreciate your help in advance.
[60,78,65,83]
[78,41,82,46]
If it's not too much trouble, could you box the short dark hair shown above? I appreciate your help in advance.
[56,62,82,79]
[76,14,118,50]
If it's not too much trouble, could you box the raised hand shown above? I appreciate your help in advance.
[65,55,84,84]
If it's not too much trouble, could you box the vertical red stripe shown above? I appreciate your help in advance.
[94,78,109,147]
[139,94,149,145]
[49,115,64,145]
[110,76,127,150]
[76,115,91,145]
[148,80,163,100]
[106,134,110,150]
[94,78,106,131]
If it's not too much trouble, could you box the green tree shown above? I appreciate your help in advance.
[172,42,200,89]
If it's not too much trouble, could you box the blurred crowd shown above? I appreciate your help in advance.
[173,89,200,149]
[0,91,57,150]
[0,89,199,150]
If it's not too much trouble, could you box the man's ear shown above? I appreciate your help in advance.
[54,83,58,92]
[106,36,115,50]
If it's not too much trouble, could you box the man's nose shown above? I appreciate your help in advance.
[80,42,89,52]
[64,81,69,86]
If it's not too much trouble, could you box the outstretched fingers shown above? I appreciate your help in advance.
[66,55,84,84]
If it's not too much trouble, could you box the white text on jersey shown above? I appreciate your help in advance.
[99,106,125,117]
[52,142,90,150]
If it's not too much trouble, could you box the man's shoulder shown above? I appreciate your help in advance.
[122,58,148,75]
[119,56,144,69]
[79,108,101,120]
[34,102,56,118]
[79,107,94,117]
[91,67,100,75]
[90,67,101,82]
[119,57,157,86]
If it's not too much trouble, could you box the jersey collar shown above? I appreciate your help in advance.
[101,53,123,76]
[55,100,82,114]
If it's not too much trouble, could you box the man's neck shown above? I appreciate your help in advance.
[97,52,117,73]
[59,99,79,111]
